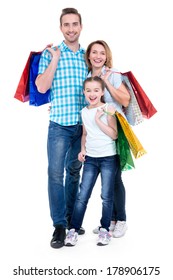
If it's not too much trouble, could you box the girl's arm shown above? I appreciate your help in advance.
[95,105,117,140]
[78,125,87,162]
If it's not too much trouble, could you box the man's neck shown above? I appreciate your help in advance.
[64,40,80,53]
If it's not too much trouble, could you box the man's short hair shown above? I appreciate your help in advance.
[60,8,82,25]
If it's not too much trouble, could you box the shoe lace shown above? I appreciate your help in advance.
[98,230,110,240]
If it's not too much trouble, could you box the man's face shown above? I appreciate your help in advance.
[60,14,82,44]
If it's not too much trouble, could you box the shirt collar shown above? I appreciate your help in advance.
[59,41,85,54]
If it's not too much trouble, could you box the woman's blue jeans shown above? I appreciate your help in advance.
[70,155,118,232]
[112,156,126,221]
[47,121,82,227]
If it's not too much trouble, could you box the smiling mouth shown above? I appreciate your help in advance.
[89,97,97,101]
[67,32,76,36]
[93,59,103,63]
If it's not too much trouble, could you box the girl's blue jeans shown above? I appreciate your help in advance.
[70,155,118,232]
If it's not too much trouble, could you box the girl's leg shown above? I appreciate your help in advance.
[100,156,118,231]
[70,156,99,232]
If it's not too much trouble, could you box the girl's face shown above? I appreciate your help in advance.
[84,81,104,107]
[88,43,107,69]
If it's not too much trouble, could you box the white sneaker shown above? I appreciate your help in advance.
[109,222,116,231]
[93,222,115,234]
[112,221,127,238]
[64,229,78,246]
[96,228,111,246]
[93,226,100,234]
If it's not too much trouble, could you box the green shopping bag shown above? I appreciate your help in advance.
[116,117,135,171]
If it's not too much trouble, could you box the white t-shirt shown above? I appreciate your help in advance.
[81,103,117,157]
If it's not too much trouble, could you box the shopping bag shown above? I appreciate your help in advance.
[14,52,33,102]
[14,46,51,106]
[116,117,135,171]
[122,75,143,126]
[104,107,135,171]
[115,111,147,159]
[29,52,51,106]
[123,71,157,119]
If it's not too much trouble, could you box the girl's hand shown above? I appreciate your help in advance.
[95,107,104,120]
[78,151,86,162]
[106,104,116,115]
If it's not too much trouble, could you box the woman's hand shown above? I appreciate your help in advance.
[100,67,112,83]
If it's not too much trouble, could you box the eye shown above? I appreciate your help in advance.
[85,89,91,92]
[73,22,79,27]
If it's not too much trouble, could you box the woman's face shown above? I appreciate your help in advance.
[88,44,106,69]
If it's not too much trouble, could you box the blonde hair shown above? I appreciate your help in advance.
[85,40,113,72]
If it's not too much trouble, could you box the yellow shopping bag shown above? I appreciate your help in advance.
[115,111,147,158]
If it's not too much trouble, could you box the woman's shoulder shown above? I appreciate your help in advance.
[107,68,122,85]
[109,68,121,75]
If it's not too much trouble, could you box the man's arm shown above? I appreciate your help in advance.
[35,47,61,93]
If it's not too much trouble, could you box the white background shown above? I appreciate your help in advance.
[0,0,172,279]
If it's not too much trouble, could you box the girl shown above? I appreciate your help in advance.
[65,76,118,246]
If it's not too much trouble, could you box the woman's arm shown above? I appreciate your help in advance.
[101,70,130,107]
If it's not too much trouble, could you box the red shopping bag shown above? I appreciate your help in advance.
[123,71,157,119]
[14,52,34,102]
[14,45,52,104]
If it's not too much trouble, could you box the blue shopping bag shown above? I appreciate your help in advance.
[29,52,51,106]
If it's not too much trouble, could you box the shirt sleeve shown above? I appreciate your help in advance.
[38,49,51,75]
[109,68,123,89]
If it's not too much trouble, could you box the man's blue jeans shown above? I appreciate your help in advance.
[70,155,118,232]
[47,121,82,227]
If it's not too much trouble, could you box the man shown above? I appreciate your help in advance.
[36,8,88,249]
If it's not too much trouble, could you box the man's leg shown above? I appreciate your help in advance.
[47,121,71,248]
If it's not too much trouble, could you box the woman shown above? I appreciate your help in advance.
[85,40,130,237]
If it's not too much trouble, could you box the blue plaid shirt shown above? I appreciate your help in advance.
[38,41,88,125]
